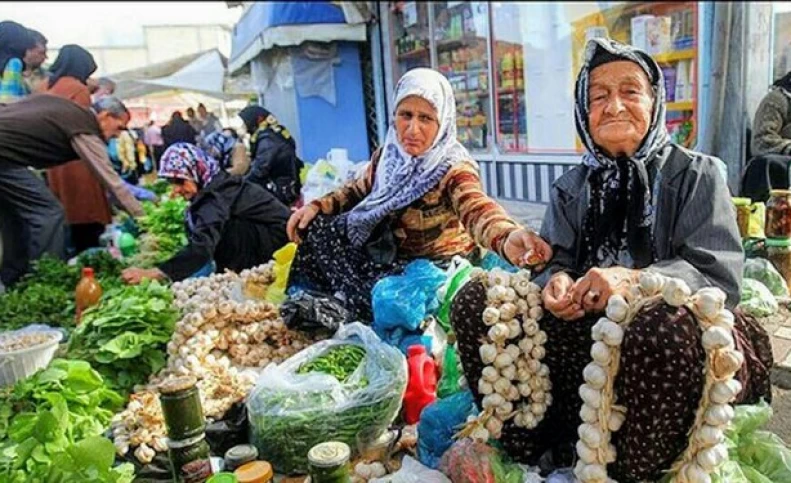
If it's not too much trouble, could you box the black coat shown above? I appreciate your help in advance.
[158,172,290,281]
[244,129,302,206]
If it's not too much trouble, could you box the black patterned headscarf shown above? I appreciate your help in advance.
[574,38,670,272]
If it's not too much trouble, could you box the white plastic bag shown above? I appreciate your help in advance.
[247,322,407,474]
[369,456,451,483]
[301,149,360,204]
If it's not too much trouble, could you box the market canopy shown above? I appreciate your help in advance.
[110,49,254,101]
[228,1,371,74]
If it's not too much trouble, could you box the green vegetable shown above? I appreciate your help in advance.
[66,281,178,395]
[298,345,366,383]
[0,359,132,482]
[129,197,189,267]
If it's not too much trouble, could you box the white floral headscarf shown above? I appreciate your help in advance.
[345,68,473,247]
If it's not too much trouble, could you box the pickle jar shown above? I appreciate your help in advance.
[766,237,791,292]
[766,190,791,238]
[308,442,352,483]
[732,197,752,239]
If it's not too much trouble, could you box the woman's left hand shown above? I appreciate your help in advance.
[121,267,166,285]
[502,228,553,269]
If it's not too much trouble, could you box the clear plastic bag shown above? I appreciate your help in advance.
[438,439,525,483]
[246,323,408,474]
[744,257,790,297]
[739,279,779,317]
[372,260,448,332]
[417,390,478,469]
[370,455,451,483]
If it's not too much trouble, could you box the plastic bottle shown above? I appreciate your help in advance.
[75,267,102,323]
[404,345,438,424]
[437,334,461,399]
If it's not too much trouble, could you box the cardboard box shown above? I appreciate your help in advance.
[631,15,655,51]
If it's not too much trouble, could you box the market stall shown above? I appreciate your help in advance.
[1,181,790,483]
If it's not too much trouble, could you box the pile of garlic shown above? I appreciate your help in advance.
[459,267,552,442]
[574,272,743,483]
[171,262,276,314]
[114,299,315,463]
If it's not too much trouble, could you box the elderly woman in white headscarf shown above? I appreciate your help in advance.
[286,68,551,321]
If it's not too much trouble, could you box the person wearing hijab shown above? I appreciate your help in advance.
[200,129,249,175]
[162,111,198,149]
[0,21,36,102]
[285,68,551,321]
[449,39,772,481]
[742,72,791,202]
[44,45,114,253]
[238,105,303,206]
[121,143,290,284]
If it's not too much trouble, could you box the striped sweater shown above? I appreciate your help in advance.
[310,155,522,261]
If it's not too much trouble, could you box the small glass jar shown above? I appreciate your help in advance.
[308,442,352,483]
[732,197,752,239]
[766,237,791,293]
[766,190,791,238]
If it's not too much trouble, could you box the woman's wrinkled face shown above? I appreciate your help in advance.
[588,60,654,158]
[395,95,440,157]
[171,178,199,200]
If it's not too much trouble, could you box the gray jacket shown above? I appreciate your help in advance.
[537,144,743,306]
[752,88,791,157]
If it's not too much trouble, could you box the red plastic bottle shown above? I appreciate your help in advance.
[403,345,438,425]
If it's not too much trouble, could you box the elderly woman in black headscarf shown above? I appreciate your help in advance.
[450,39,772,481]
[238,105,302,206]
[0,20,36,102]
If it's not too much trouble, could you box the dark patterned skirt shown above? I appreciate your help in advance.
[450,280,773,481]
[287,214,409,322]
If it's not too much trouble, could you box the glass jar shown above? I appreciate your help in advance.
[732,197,751,239]
[767,237,791,293]
[766,190,791,238]
[159,376,205,440]
[168,434,214,483]
[308,442,352,483]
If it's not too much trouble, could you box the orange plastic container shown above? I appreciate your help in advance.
[75,267,102,323]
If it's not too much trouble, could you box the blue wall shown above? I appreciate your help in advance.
[295,42,370,163]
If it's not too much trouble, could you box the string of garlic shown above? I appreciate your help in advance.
[574,272,743,483]
[457,267,551,442]
[171,262,276,313]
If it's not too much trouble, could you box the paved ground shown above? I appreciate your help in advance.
[499,198,791,443]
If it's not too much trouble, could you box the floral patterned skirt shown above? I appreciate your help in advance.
[450,279,773,481]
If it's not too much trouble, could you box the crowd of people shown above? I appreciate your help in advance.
[0,18,774,477]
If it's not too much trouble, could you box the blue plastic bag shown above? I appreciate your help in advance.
[372,259,447,332]
[480,250,518,273]
[417,390,478,469]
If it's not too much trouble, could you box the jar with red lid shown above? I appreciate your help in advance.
[766,190,791,238]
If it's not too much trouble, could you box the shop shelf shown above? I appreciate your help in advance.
[653,49,695,64]
[666,101,694,111]
[397,47,429,60]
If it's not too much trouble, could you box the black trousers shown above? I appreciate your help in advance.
[0,166,66,287]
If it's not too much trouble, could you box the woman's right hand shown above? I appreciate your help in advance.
[287,204,320,243]
[542,272,585,321]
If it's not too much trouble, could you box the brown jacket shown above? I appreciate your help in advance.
[46,77,113,225]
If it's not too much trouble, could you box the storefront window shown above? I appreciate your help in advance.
[489,1,699,154]
[390,1,431,80]
[434,1,492,152]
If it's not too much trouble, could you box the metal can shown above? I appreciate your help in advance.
[168,434,214,483]
[224,444,259,472]
[308,442,352,483]
[159,376,205,440]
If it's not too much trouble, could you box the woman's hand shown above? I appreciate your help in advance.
[502,228,553,269]
[121,267,166,285]
[287,204,320,243]
[571,267,639,313]
[543,272,585,321]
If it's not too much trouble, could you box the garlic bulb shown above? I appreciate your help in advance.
[704,404,735,426]
[712,310,735,331]
[580,404,598,424]
[694,288,726,319]
[489,269,511,288]
[494,377,511,395]
[579,384,602,409]
[522,319,539,336]
[702,326,734,351]
[579,464,607,481]
[518,338,534,356]
[601,321,625,347]
[608,410,626,432]
[662,278,692,307]
[500,364,517,381]
[482,393,506,409]
[518,382,532,397]
[486,417,504,439]
[494,352,514,369]
[506,319,522,339]
[682,463,712,483]
[530,345,546,360]
[694,425,724,447]
[487,285,508,302]
[528,306,543,320]
[712,349,744,379]
[470,426,490,441]
[638,271,665,295]
[583,363,607,390]
[605,295,629,322]
[531,402,547,416]
[482,307,501,326]
[696,444,728,472]
[591,318,609,342]
[578,424,603,448]
[495,401,514,418]
[499,303,518,321]
[591,341,611,366]
[482,366,499,383]
[478,379,494,395]
[710,379,743,405]
[576,440,597,464]
[480,344,497,364]
[488,323,510,343]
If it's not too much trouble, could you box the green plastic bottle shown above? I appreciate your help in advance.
[437,334,461,399]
